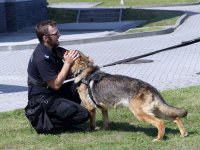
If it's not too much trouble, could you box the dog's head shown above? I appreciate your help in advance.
[70,50,99,83]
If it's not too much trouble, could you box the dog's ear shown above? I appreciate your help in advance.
[53,47,67,59]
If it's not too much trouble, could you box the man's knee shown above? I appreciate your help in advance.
[53,99,79,118]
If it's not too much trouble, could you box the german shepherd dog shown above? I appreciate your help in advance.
[70,51,188,141]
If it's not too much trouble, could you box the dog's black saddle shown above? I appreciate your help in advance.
[81,71,105,86]
[81,71,105,106]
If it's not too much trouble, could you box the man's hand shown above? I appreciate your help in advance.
[63,50,79,66]
[47,50,79,90]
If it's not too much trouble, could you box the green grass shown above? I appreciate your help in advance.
[126,26,165,33]
[0,86,200,150]
[122,9,183,32]
[47,0,198,7]
[122,9,183,26]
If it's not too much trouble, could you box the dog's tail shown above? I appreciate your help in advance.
[157,100,188,118]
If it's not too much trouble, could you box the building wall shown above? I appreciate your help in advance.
[0,0,48,32]
[0,1,7,32]
[31,0,48,24]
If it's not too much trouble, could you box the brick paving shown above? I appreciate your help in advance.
[0,4,200,112]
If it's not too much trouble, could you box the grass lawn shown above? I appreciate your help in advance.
[122,9,183,32]
[126,26,165,33]
[0,86,200,150]
[47,0,198,7]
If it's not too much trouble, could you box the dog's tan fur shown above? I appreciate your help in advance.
[70,51,188,141]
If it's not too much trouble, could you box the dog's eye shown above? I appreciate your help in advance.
[80,61,84,65]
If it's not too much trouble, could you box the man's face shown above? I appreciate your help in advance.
[46,25,60,48]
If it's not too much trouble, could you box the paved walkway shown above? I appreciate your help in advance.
[0,4,200,112]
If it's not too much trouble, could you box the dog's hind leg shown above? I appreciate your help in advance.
[173,117,188,137]
[129,96,165,141]
[139,112,165,142]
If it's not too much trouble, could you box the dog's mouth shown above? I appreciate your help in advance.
[71,69,82,78]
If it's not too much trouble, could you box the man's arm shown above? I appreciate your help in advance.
[47,50,79,90]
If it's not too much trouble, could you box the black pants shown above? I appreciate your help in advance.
[47,97,89,130]
[25,82,89,133]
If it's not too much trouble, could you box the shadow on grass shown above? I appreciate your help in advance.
[95,120,186,139]
[26,120,196,141]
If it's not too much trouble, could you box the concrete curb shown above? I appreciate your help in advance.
[142,0,200,8]
[104,1,200,9]
[0,12,189,51]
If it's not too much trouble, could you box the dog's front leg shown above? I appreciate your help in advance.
[78,84,96,131]
[89,109,96,130]
[102,109,109,129]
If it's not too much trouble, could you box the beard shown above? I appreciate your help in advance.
[47,36,59,48]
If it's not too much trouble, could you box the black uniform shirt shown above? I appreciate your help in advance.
[27,43,63,99]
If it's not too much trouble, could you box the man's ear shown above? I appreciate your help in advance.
[43,35,48,43]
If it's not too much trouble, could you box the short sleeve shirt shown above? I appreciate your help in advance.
[27,43,63,99]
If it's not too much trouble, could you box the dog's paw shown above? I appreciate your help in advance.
[86,128,93,132]
[152,138,161,142]
[181,132,188,137]
[101,126,110,130]
[95,126,101,130]
[86,127,95,132]
[86,127,100,132]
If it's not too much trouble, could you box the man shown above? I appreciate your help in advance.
[25,20,89,133]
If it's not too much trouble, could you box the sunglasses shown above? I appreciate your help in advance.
[45,30,60,36]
